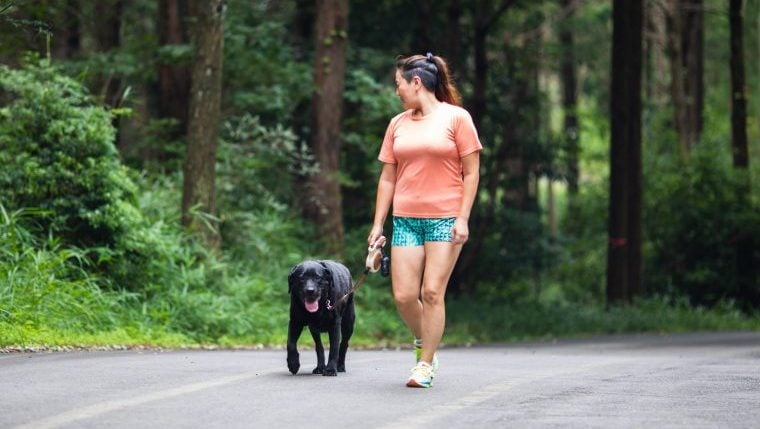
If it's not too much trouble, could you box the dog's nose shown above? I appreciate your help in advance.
[304,283,318,295]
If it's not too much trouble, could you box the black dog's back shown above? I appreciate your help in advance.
[318,260,351,303]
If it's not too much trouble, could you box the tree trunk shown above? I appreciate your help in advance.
[471,0,491,131]
[729,0,757,308]
[181,0,225,252]
[413,0,434,53]
[94,0,124,108]
[730,0,748,171]
[681,0,704,139]
[643,0,653,101]
[157,0,191,157]
[559,0,579,195]
[666,0,703,159]
[305,0,349,257]
[52,0,80,59]
[446,0,463,78]
[645,0,671,106]
[452,0,518,293]
[608,0,643,305]
[292,0,314,60]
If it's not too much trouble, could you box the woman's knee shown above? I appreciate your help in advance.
[421,286,445,306]
[393,289,419,307]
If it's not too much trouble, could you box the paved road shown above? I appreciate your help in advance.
[1,332,759,428]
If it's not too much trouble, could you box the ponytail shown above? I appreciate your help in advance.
[396,53,462,106]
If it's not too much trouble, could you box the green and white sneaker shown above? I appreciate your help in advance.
[414,340,439,374]
[406,362,434,388]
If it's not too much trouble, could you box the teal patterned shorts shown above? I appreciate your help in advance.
[392,216,455,247]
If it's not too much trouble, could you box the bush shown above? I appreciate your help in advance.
[0,60,158,289]
[0,60,141,248]
[644,140,760,307]
[0,60,234,302]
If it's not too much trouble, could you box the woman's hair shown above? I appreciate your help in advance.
[396,53,462,106]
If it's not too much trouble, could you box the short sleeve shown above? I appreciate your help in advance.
[378,115,400,164]
[453,109,483,157]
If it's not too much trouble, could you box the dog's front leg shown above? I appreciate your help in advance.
[287,319,304,375]
[309,326,325,374]
[324,317,342,376]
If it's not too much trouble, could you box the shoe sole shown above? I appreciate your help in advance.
[406,379,432,388]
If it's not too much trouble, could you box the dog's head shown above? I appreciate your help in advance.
[288,261,332,313]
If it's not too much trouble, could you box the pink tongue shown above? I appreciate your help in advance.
[305,300,319,313]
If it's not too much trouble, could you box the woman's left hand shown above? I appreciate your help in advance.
[451,217,470,244]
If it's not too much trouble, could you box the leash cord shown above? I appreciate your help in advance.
[326,267,370,311]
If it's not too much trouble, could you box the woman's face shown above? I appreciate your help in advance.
[395,69,418,110]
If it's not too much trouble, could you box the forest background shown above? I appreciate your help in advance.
[0,0,758,349]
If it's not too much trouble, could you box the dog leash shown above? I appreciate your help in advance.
[326,268,370,311]
[326,236,388,311]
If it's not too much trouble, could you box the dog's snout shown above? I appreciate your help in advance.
[304,281,319,296]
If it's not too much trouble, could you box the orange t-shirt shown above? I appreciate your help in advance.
[378,103,482,218]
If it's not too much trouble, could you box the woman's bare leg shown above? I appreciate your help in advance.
[390,245,426,339]
[419,241,462,364]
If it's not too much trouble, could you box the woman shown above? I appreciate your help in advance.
[368,53,482,388]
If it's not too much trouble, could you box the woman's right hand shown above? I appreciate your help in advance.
[367,224,384,247]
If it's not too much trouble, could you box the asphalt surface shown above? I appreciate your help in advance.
[1,331,759,428]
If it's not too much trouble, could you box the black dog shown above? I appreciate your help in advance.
[287,260,355,376]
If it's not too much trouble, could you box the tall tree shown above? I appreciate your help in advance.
[471,0,519,130]
[729,0,756,307]
[182,0,225,252]
[446,0,464,76]
[51,0,80,59]
[559,0,579,195]
[607,0,643,304]
[94,0,125,108]
[644,0,672,105]
[452,0,519,293]
[305,0,349,256]
[157,0,191,157]
[730,0,748,171]
[666,0,704,158]
[412,0,434,52]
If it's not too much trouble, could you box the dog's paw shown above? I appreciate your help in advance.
[323,366,338,376]
[287,357,300,375]
[337,364,346,372]
[312,365,325,375]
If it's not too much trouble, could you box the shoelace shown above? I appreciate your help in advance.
[410,363,433,378]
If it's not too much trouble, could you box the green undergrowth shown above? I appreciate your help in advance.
[444,296,760,344]
[3,294,759,350]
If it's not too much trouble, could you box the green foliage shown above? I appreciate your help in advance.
[644,140,759,306]
[0,61,156,287]
[216,114,320,264]
[548,170,610,306]
[223,2,312,124]
[2,0,759,350]
[341,67,400,227]
[0,60,198,297]
[446,296,760,344]
[474,208,562,301]
[0,205,118,335]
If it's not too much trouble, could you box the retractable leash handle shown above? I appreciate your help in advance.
[365,235,387,273]
[328,236,389,311]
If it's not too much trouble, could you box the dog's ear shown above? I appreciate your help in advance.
[318,261,333,285]
[288,264,302,294]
